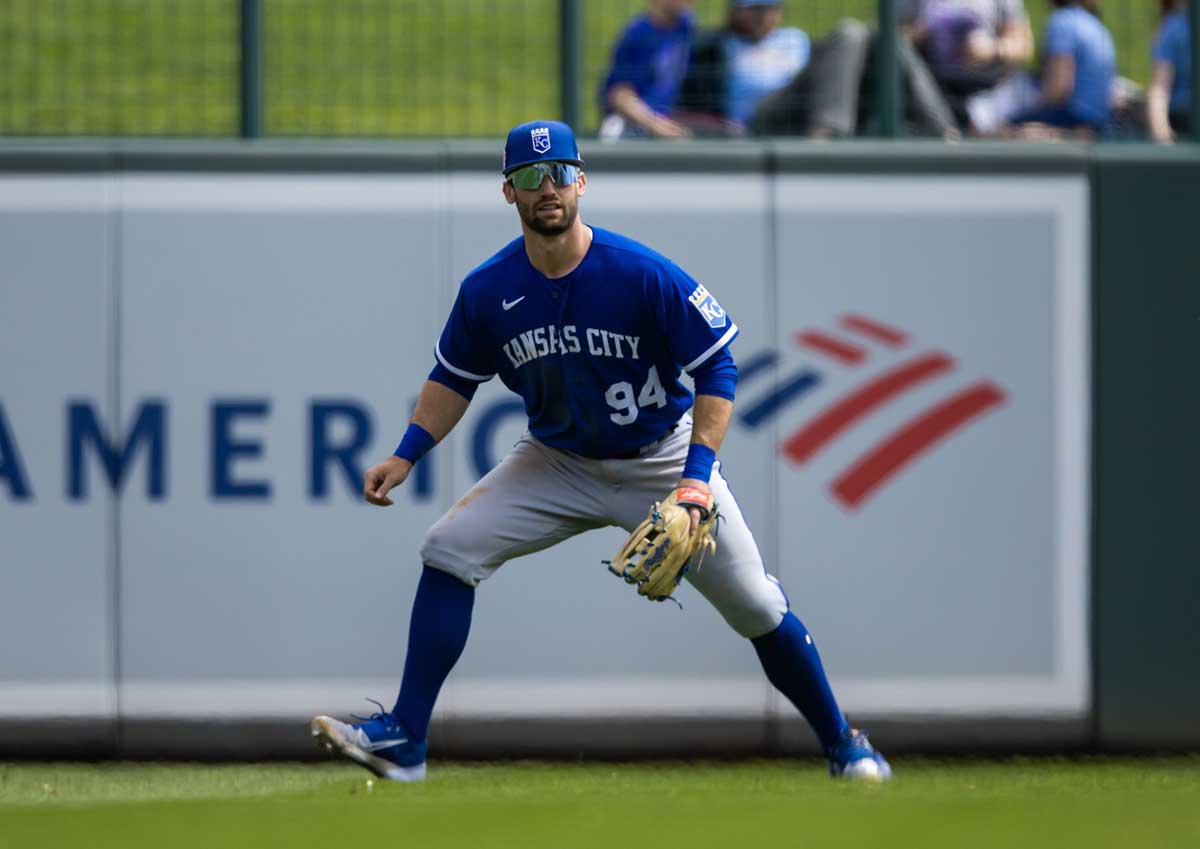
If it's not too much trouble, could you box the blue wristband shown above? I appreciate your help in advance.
[394,423,436,464]
[681,443,716,483]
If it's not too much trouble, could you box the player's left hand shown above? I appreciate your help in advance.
[675,478,712,536]
[606,485,719,603]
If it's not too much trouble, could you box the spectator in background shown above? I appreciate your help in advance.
[1004,0,1116,139]
[675,0,957,139]
[599,0,697,140]
[674,0,812,135]
[1147,0,1192,143]
[901,0,1034,133]
[723,1,811,127]
[749,18,959,138]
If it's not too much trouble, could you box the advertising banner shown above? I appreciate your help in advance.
[0,170,1089,723]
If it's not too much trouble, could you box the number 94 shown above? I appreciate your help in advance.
[605,366,667,425]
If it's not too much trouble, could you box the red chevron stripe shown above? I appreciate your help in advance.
[795,331,867,365]
[831,382,1007,509]
[839,314,908,347]
[782,352,954,464]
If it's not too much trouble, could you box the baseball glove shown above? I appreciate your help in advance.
[605,486,719,603]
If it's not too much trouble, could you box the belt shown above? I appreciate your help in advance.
[609,423,679,460]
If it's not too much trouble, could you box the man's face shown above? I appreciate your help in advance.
[503,165,587,237]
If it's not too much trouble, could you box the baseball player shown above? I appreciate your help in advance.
[311,120,891,782]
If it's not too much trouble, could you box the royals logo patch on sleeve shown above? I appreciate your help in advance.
[688,284,728,329]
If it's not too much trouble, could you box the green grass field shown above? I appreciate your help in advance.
[0,0,1161,138]
[2,758,1198,849]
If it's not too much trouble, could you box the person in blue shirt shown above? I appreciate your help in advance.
[310,120,893,784]
[599,0,698,139]
[1009,0,1116,137]
[1147,0,1192,143]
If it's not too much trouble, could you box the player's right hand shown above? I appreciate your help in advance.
[363,456,413,506]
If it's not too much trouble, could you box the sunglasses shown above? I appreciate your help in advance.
[506,161,580,190]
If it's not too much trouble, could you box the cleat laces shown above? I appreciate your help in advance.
[350,698,404,736]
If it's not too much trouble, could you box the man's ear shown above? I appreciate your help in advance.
[502,180,516,204]
[575,171,587,196]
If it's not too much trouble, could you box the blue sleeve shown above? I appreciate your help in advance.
[604,21,653,98]
[1152,20,1171,64]
[1153,16,1185,66]
[1043,13,1076,57]
[435,284,496,383]
[428,362,479,401]
[655,264,740,374]
[690,345,737,402]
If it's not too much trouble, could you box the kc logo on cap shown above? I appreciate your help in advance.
[503,120,582,175]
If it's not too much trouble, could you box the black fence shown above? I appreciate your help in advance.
[0,0,1195,141]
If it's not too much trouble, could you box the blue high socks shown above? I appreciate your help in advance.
[391,565,475,742]
[752,611,849,750]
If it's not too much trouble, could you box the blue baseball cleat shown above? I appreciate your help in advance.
[311,702,427,782]
[826,728,893,781]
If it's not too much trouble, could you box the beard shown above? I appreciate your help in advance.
[520,198,577,236]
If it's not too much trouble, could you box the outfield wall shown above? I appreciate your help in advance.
[0,141,1195,756]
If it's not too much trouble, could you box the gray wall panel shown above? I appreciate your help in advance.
[772,176,1088,715]
[116,176,447,695]
[0,152,1093,740]
[0,177,115,718]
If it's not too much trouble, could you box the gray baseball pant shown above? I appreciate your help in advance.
[418,418,789,639]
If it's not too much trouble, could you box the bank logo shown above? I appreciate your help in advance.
[737,314,1007,510]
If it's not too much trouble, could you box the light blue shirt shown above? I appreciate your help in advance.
[1042,6,1116,129]
[1153,12,1192,114]
[724,27,810,125]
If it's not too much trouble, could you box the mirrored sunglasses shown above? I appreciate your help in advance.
[506,162,580,190]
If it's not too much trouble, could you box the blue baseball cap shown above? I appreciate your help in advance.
[503,120,583,175]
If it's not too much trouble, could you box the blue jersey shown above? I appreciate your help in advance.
[1042,6,1115,129]
[1153,12,1192,115]
[435,227,739,459]
[601,12,695,117]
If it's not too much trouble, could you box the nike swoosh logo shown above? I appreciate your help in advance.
[502,296,526,311]
[365,738,409,752]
